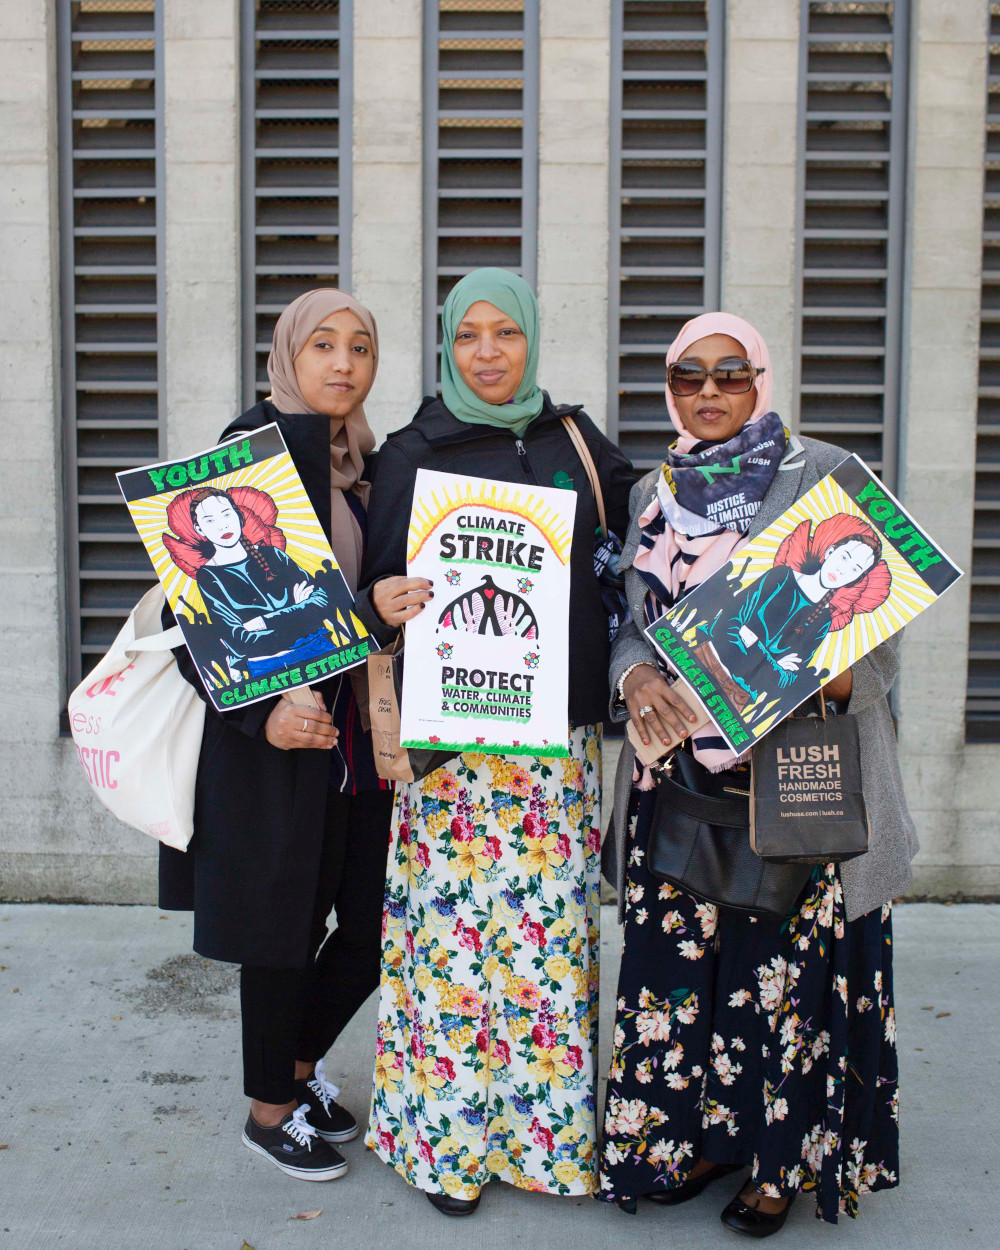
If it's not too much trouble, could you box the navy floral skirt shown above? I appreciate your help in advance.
[599,788,899,1224]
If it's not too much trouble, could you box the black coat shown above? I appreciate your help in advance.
[359,394,638,728]
[158,402,386,968]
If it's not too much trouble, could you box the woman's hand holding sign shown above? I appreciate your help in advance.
[265,691,338,750]
[622,662,699,748]
[372,576,434,627]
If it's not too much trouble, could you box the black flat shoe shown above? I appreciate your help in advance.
[647,1161,743,1206]
[720,1189,795,1238]
[426,1190,481,1217]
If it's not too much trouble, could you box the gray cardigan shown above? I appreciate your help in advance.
[605,435,918,924]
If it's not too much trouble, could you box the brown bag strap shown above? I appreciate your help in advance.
[561,415,607,537]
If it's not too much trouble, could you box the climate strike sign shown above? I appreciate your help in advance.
[646,454,962,756]
[118,424,374,713]
[400,469,576,758]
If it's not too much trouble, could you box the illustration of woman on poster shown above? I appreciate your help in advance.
[687,513,892,710]
[162,484,332,680]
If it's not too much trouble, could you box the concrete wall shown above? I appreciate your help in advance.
[162,0,241,458]
[720,0,800,424]
[352,0,424,446]
[0,0,996,902]
[536,0,611,430]
[896,0,996,897]
[0,0,153,902]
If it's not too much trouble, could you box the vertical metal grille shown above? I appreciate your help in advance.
[422,0,540,394]
[968,4,1000,741]
[57,0,164,689]
[241,0,351,406]
[793,0,909,487]
[607,0,724,470]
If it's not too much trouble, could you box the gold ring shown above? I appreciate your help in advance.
[302,718,307,733]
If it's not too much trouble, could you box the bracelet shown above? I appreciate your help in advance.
[616,660,657,704]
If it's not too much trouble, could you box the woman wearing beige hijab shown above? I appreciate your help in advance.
[159,289,397,1182]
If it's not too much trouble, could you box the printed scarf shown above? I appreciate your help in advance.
[634,410,788,772]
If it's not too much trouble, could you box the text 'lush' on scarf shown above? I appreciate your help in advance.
[633,314,787,772]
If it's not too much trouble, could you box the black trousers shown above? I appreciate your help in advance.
[240,787,393,1103]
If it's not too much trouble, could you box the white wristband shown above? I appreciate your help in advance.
[616,660,657,704]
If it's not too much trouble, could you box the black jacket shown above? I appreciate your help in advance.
[359,394,638,728]
[158,401,387,968]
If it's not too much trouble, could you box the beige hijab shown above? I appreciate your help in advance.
[266,288,378,590]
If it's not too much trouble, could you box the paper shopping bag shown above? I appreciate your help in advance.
[750,704,869,865]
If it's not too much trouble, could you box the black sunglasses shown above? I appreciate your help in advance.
[667,358,765,397]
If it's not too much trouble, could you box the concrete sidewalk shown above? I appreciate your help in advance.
[0,903,996,1249]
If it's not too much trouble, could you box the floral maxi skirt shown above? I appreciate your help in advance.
[366,727,603,1198]
[599,787,899,1224]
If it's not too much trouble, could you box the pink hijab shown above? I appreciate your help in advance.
[266,288,378,590]
[635,312,779,772]
[665,311,773,450]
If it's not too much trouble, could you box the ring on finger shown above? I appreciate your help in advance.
[302,718,307,733]
[638,705,654,718]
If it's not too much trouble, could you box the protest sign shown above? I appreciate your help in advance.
[399,468,576,757]
[645,455,962,756]
[118,424,374,713]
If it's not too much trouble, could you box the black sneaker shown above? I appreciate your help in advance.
[294,1058,359,1144]
[241,1104,348,1181]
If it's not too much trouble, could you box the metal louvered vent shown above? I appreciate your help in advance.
[607,0,724,471]
[56,0,163,690]
[422,0,539,393]
[793,1,909,487]
[241,0,350,405]
[967,4,1000,742]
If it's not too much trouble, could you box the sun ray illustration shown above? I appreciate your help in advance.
[122,449,349,620]
[751,706,784,737]
[406,476,574,565]
[646,462,959,753]
[705,473,939,678]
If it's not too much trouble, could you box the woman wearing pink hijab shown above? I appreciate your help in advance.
[599,314,915,1235]
[159,289,406,1183]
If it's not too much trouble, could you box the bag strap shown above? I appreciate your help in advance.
[656,769,750,829]
[791,690,827,720]
[126,625,185,654]
[561,415,607,537]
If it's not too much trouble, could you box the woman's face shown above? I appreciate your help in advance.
[194,496,243,550]
[820,539,875,589]
[670,333,758,443]
[293,309,375,418]
[452,300,528,405]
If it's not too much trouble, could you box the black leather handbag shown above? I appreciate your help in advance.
[646,748,812,917]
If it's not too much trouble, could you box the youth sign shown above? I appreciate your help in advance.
[646,455,962,756]
[118,424,374,713]
[400,469,576,758]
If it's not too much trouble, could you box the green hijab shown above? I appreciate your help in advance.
[440,267,545,436]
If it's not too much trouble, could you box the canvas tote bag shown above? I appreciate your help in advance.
[67,585,205,850]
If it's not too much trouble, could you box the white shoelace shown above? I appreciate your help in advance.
[306,1058,341,1116]
[284,1103,318,1148]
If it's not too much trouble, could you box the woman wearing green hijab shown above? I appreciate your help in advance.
[359,269,636,1215]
